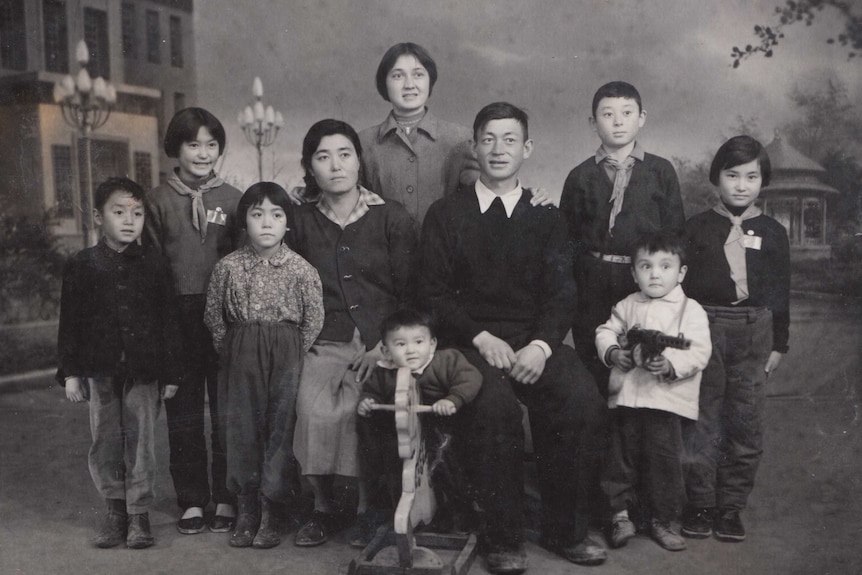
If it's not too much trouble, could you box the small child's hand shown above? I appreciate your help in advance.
[645,355,673,378]
[357,397,377,417]
[609,348,634,372]
[432,399,457,416]
[162,385,178,400]
[65,377,86,403]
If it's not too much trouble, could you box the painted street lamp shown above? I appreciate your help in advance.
[238,77,284,182]
[53,40,116,247]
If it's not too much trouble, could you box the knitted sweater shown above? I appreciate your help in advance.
[361,348,482,410]
[145,178,243,295]
[418,188,575,350]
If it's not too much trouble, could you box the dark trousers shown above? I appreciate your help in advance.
[602,407,685,523]
[165,294,231,510]
[457,343,606,548]
[217,322,303,502]
[572,255,639,398]
[683,307,772,511]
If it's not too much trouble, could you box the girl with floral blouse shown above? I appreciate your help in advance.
[204,182,323,549]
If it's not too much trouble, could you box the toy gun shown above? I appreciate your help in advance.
[619,326,691,368]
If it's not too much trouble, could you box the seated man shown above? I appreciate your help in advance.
[417,102,607,574]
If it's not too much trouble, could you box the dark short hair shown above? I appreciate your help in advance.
[236,182,292,230]
[591,81,642,118]
[379,308,436,343]
[163,107,226,158]
[94,176,146,212]
[709,135,772,187]
[300,119,363,197]
[630,231,687,265]
[375,42,438,102]
[472,101,529,142]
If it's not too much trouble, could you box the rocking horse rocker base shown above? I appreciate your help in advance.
[343,368,478,575]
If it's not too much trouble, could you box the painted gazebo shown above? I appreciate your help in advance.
[760,132,839,260]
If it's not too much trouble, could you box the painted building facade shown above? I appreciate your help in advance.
[0,0,195,247]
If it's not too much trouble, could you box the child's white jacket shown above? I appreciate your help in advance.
[595,285,712,420]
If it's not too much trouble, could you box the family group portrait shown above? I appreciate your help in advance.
[0,1,860,574]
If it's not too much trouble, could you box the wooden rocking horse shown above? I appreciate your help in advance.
[343,367,478,575]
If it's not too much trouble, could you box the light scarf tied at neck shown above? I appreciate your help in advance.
[713,202,762,303]
[604,155,637,234]
[167,172,224,243]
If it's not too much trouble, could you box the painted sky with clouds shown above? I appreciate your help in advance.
[195,0,861,195]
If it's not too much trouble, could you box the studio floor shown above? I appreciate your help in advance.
[1,294,860,575]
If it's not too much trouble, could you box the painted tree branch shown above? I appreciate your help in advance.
[731,0,861,67]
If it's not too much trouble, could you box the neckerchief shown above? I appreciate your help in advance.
[603,155,637,234]
[712,202,762,303]
[167,171,225,243]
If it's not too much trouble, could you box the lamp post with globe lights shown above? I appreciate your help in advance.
[53,40,117,247]
[238,77,284,182]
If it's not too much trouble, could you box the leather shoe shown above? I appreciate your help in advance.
[543,535,607,566]
[485,543,528,574]
[126,513,154,549]
[294,510,336,547]
[93,500,127,548]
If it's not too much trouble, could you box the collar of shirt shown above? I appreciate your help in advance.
[632,283,687,304]
[238,243,292,271]
[475,179,523,218]
[594,141,645,165]
[96,237,143,260]
[377,107,437,142]
[316,185,385,228]
[376,353,435,376]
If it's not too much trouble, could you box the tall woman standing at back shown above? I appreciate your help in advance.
[358,42,478,228]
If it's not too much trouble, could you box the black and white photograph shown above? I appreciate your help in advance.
[1,1,860,574]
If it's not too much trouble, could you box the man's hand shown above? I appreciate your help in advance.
[162,385,178,400]
[351,341,384,384]
[65,377,86,403]
[764,351,783,375]
[509,344,547,384]
[357,397,376,417]
[432,399,457,416]
[287,185,307,205]
[529,187,556,207]
[472,331,517,372]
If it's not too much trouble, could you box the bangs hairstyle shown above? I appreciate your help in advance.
[95,176,146,212]
[300,119,363,197]
[709,135,772,187]
[629,231,687,266]
[236,182,292,230]
[379,308,436,343]
[473,101,529,142]
[591,81,642,118]
[375,42,438,102]
[164,107,226,158]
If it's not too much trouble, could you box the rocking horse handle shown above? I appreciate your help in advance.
[369,404,434,413]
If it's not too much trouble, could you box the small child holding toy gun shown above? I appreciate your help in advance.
[595,231,712,553]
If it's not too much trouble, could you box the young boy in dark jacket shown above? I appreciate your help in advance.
[58,177,184,549]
